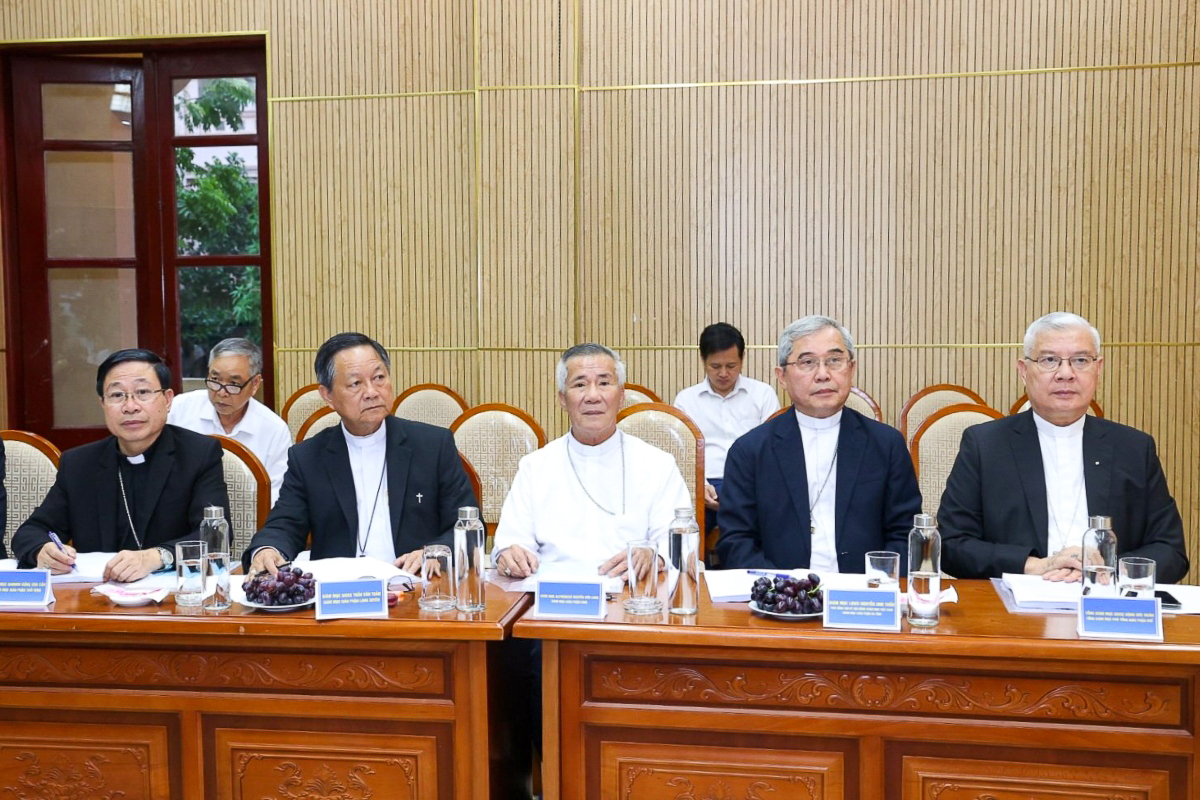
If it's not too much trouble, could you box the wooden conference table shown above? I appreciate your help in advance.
[516,578,1199,800]
[0,581,530,800]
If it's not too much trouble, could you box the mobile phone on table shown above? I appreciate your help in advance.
[1154,590,1181,610]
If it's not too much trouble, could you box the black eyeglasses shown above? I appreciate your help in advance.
[206,375,259,394]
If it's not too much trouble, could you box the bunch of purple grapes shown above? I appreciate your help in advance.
[242,567,316,606]
[750,573,823,614]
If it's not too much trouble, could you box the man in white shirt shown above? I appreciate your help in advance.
[493,343,691,580]
[673,323,778,536]
[168,338,291,504]
[716,316,921,572]
[939,312,1188,583]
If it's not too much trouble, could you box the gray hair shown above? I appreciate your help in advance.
[208,337,263,376]
[555,343,627,392]
[776,316,857,366]
[1023,312,1102,357]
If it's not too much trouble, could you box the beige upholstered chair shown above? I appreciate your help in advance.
[615,402,706,534]
[281,383,325,442]
[393,383,468,428]
[620,382,661,409]
[1009,393,1104,418]
[296,406,341,441]
[909,403,1004,517]
[898,384,989,444]
[450,404,547,531]
[211,435,270,564]
[845,387,884,422]
[1,430,62,557]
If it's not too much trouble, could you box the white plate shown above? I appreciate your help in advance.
[108,592,164,607]
[748,600,821,620]
[239,597,315,613]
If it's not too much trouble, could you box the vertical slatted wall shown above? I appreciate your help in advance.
[2,1,1197,579]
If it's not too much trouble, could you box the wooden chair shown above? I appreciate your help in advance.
[393,383,469,428]
[620,382,661,409]
[908,403,1004,518]
[0,430,62,557]
[295,406,341,441]
[451,404,547,539]
[845,387,883,422]
[898,384,989,444]
[1009,393,1104,418]
[281,383,324,442]
[210,435,271,564]
[615,402,707,547]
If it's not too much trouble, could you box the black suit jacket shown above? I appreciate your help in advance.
[716,408,921,571]
[10,425,229,567]
[242,416,476,568]
[938,411,1189,582]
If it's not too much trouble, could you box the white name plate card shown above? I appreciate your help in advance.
[0,570,54,607]
[534,576,607,620]
[823,587,901,631]
[315,578,388,620]
[1077,595,1163,641]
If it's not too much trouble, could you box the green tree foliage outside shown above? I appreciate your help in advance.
[174,77,263,376]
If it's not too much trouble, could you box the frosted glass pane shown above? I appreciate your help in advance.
[42,83,132,141]
[45,152,135,259]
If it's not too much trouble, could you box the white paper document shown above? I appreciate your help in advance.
[488,561,624,596]
[49,551,117,584]
[999,572,1200,614]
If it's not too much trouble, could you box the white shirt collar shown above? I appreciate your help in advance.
[795,408,843,431]
[1032,410,1086,439]
[342,420,388,450]
[700,374,746,398]
[567,429,621,457]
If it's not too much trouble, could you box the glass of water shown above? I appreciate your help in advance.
[865,551,900,588]
[175,540,208,608]
[418,544,456,611]
[1118,557,1155,599]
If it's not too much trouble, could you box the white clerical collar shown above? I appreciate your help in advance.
[126,453,146,464]
[1032,410,1085,439]
[342,421,388,449]
[795,408,843,431]
[567,429,621,457]
[703,374,745,398]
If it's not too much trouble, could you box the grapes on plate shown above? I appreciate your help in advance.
[749,573,823,615]
[242,567,316,607]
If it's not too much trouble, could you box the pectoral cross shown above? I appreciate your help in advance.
[416,492,424,504]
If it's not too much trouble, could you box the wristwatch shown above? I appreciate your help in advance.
[156,546,175,571]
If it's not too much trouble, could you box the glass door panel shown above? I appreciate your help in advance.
[44,151,135,258]
[48,268,138,428]
[42,82,133,141]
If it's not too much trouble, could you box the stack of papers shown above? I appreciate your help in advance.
[999,572,1200,614]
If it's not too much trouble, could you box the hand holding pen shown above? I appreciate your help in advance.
[37,532,77,574]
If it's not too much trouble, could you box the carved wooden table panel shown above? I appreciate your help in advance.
[0,583,529,800]
[516,580,1199,800]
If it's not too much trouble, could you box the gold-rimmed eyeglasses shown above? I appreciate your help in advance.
[103,388,167,406]
[1025,355,1099,372]
[783,355,853,374]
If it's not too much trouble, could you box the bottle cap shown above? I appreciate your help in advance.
[1088,515,1112,529]
[458,507,480,520]
[674,507,694,517]
[913,513,936,528]
[203,505,224,519]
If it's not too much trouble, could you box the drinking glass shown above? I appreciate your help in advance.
[1118,557,1155,599]
[418,544,456,611]
[622,540,663,615]
[865,551,900,588]
[175,540,208,607]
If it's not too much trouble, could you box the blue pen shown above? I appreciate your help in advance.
[48,532,66,552]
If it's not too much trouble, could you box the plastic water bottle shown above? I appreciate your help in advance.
[668,507,700,615]
[1081,515,1117,597]
[907,513,941,627]
[200,506,231,611]
[454,507,487,612]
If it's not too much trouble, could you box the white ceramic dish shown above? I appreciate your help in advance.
[239,597,315,613]
[748,599,821,620]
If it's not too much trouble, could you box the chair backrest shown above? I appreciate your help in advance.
[845,387,883,422]
[281,384,325,442]
[393,383,469,428]
[451,404,547,528]
[620,382,661,409]
[211,435,270,564]
[0,430,62,558]
[899,383,989,443]
[909,403,1005,517]
[296,406,341,441]
[1009,393,1104,418]
[615,402,706,531]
